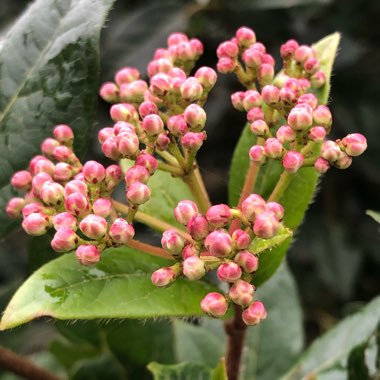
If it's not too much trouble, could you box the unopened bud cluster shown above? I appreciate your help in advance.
[6,126,135,265]
[151,195,286,325]
[220,27,367,174]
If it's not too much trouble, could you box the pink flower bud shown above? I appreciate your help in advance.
[261,85,280,105]
[262,53,275,66]
[99,82,119,103]
[183,256,206,280]
[297,93,318,109]
[167,32,188,47]
[242,301,267,325]
[314,157,330,173]
[150,73,172,96]
[311,71,326,88]
[174,200,199,225]
[53,212,77,230]
[250,119,269,137]
[142,114,164,136]
[154,48,171,60]
[11,170,32,191]
[161,229,185,256]
[52,146,75,164]
[114,67,140,86]
[217,41,239,59]
[24,191,40,204]
[283,151,304,173]
[113,121,135,135]
[180,77,203,102]
[40,181,65,206]
[231,91,246,111]
[333,153,352,169]
[119,80,148,103]
[105,165,122,192]
[126,182,151,205]
[139,101,158,119]
[102,137,121,161]
[195,67,217,90]
[217,262,242,282]
[241,194,267,221]
[253,211,280,239]
[247,107,264,122]
[243,90,262,111]
[41,138,60,156]
[51,227,79,252]
[116,132,140,158]
[91,198,112,218]
[229,280,255,307]
[53,162,73,182]
[206,204,232,228]
[22,212,51,236]
[235,250,259,273]
[236,26,256,48]
[156,133,171,151]
[217,57,236,74]
[169,67,187,80]
[79,214,108,240]
[320,140,342,162]
[182,244,199,259]
[279,87,297,105]
[184,104,207,131]
[187,214,209,240]
[288,107,313,131]
[109,218,135,244]
[135,153,158,175]
[29,155,46,174]
[53,124,74,145]
[313,105,332,127]
[280,39,299,59]
[125,165,150,186]
[266,201,284,220]
[231,229,251,250]
[249,145,266,164]
[258,63,274,86]
[264,138,284,159]
[75,245,101,266]
[110,103,138,123]
[167,115,189,136]
[148,58,173,77]
[189,38,203,57]
[22,202,44,218]
[204,230,233,257]
[65,192,90,217]
[6,198,26,218]
[181,132,206,151]
[242,47,262,68]
[200,292,228,317]
[151,267,177,287]
[308,126,326,142]
[32,172,53,197]
[276,125,297,144]
[304,58,320,74]
[33,157,55,175]
[82,161,106,184]
[340,133,367,157]
[294,45,314,63]
[64,180,88,197]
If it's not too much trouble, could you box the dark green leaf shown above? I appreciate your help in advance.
[347,342,370,380]
[282,296,380,380]
[0,0,116,237]
[147,362,213,380]
[0,247,217,330]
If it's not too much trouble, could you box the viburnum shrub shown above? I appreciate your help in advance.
[1,25,371,379]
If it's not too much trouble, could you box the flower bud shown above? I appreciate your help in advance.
[217,57,236,74]
[116,132,140,158]
[83,161,106,184]
[32,172,53,197]
[147,59,173,77]
[109,218,135,244]
[167,32,188,46]
[266,202,284,220]
[189,38,204,57]
[275,125,296,144]
[313,105,332,127]
[314,157,330,173]
[181,132,206,151]
[139,101,158,119]
[249,145,266,164]
[53,212,77,230]
[243,90,262,111]
[142,114,164,137]
[161,229,185,256]
[280,39,299,59]
[231,229,251,250]
[167,115,189,136]
[114,67,139,85]
[22,202,44,218]
[187,214,209,240]
[294,45,314,63]
[242,301,267,325]
[99,81,119,103]
[229,280,255,307]
[261,85,280,105]
[264,138,284,159]
[53,162,73,182]
[183,256,206,280]
[156,133,171,151]
[174,200,199,225]
[182,244,199,259]
[120,80,147,103]
[92,198,112,218]
[217,262,242,282]
[151,267,177,287]
[150,73,171,97]
[206,204,232,228]
[200,292,228,317]
[110,103,138,123]
[288,107,313,131]
[75,245,101,266]
[135,153,158,175]
[51,227,79,252]
[241,194,267,221]
[125,165,150,186]
[236,26,256,48]
[262,53,275,66]
[195,67,217,90]
[235,250,259,273]
[79,214,107,240]
[340,133,367,157]
[204,230,233,257]
[304,58,320,74]
[64,180,88,197]
[180,77,203,102]
[41,138,60,156]
[105,164,122,192]
[279,87,297,105]
[11,170,32,191]
[184,104,207,131]
[40,181,65,206]
[283,151,304,173]
[242,47,262,68]
[311,71,326,88]
[65,192,90,217]
[320,140,342,162]
[217,41,239,59]
[114,121,135,135]
[6,198,26,218]
[52,146,75,164]
[308,126,326,142]
[247,107,264,122]
[22,212,51,236]
[231,91,246,111]
[333,153,352,169]
[102,137,121,161]
[297,93,318,110]
[53,124,74,145]
[33,157,55,175]
[126,182,151,205]
[253,211,280,239]
[250,119,269,137]
[258,64,274,86]
[154,48,171,60]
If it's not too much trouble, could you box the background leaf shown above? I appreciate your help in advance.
[0,247,217,330]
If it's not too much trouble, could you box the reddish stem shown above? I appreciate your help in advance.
[128,239,172,259]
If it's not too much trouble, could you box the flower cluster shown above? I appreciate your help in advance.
[218,27,367,174]
[151,195,287,325]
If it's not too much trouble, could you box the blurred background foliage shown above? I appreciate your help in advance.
[0,0,379,378]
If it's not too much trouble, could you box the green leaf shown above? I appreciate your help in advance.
[366,210,380,225]
[228,33,340,286]
[347,342,371,380]
[249,227,293,254]
[212,359,228,380]
[281,296,380,380]
[0,247,217,330]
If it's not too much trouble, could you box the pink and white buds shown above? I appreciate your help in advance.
[114,67,140,85]
[183,256,206,280]
[75,245,101,266]
[126,182,151,205]
[217,262,242,282]
[195,67,217,90]
[242,301,267,325]
[53,163,73,182]
[161,229,185,256]
[294,45,314,63]
[231,229,251,250]
[242,47,263,68]
[264,138,284,159]
[142,114,164,136]
[250,119,269,136]
[135,153,158,175]
[253,211,280,239]
[53,125,74,145]
[231,92,246,111]
[235,250,259,273]
[217,57,236,74]
[33,157,55,175]
[258,63,274,85]
[298,93,318,110]
[204,230,233,257]
[288,107,313,131]
[314,157,330,173]
[156,133,171,151]
[64,180,88,197]
[105,165,122,192]
[102,137,121,161]
[22,202,44,218]
[261,85,280,105]
[65,192,90,217]
[206,204,232,228]
[11,170,32,191]
[229,280,255,307]
[247,107,264,122]
[109,218,135,244]
[243,90,262,111]
[241,194,267,221]
[83,161,106,184]
[174,200,199,225]
[311,71,326,88]
[53,212,77,230]
[120,80,147,103]
[147,59,173,77]
[217,41,239,59]
[283,151,304,173]
[313,105,332,127]
[150,73,171,96]
[201,292,229,317]
[22,212,51,236]
[125,165,150,186]
[110,103,138,123]
[92,198,113,218]
[99,81,119,103]
[79,214,108,240]
[151,267,177,287]
[40,181,65,206]
[340,133,367,157]
[116,132,140,158]
[187,214,209,240]
[249,145,266,164]
[181,77,203,102]
[308,126,327,142]
[320,140,342,162]
[167,32,188,46]
[167,115,188,136]
[32,172,53,197]
[139,101,158,119]
[184,104,207,131]
[334,153,352,169]
[280,39,299,59]
[276,125,297,144]
[51,227,79,252]
[41,138,60,156]
[181,132,206,151]
[266,202,285,220]
[6,198,26,218]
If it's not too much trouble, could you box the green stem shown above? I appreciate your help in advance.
[157,161,184,176]
[156,150,181,167]
[169,140,186,167]
[268,170,294,202]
